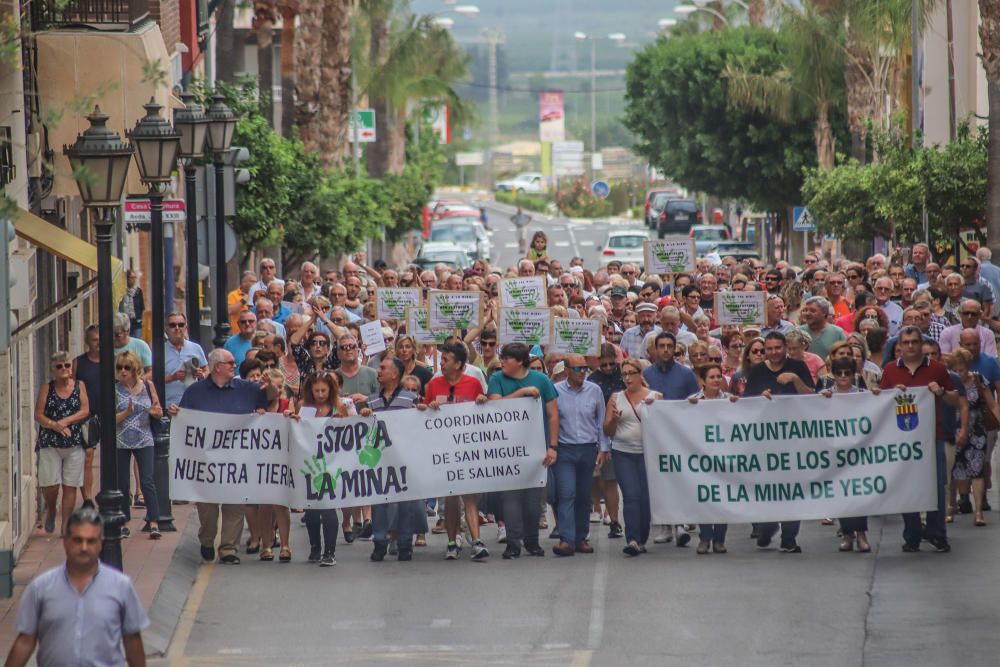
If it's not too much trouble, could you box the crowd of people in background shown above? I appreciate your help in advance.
[34,228,1000,563]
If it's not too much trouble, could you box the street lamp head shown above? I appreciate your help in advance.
[674,5,698,16]
[127,97,181,184]
[608,32,626,42]
[453,5,480,17]
[63,106,133,209]
[205,92,237,156]
[574,31,588,41]
[173,91,209,160]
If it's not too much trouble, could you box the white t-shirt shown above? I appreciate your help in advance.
[610,390,662,454]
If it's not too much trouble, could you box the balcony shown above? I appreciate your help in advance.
[30,0,151,32]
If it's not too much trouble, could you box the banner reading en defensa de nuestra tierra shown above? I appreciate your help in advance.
[643,390,937,524]
[169,398,547,509]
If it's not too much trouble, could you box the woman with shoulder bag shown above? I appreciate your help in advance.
[114,350,162,539]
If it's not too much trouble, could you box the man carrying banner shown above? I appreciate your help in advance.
[744,331,816,554]
[487,343,558,559]
[421,343,490,561]
[168,348,277,564]
[879,325,959,553]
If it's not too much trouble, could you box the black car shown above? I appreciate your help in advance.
[645,189,681,228]
[657,199,702,238]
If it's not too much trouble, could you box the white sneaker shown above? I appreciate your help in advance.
[652,524,673,544]
[496,525,507,544]
[602,513,611,526]
[590,511,602,524]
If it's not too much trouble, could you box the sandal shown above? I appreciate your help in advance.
[975,514,987,527]
[246,541,261,555]
[415,534,427,547]
[260,548,274,561]
[279,548,292,562]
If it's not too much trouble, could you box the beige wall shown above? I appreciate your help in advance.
[922,2,989,146]
[36,23,174,201]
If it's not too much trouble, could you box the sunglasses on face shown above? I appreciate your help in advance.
[570,366,589,373]
[310,340,329,347]
[115,364,132,372]
[481,340,497,347]
[961,264,975,269]
[168,321,186,328]
[749,348,764,355]
[239,319,256,325]
[961,311,981,317]
[834,370,853,377]
[54,362,72,370]
[339,343,358,351]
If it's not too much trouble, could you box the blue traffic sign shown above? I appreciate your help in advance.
[793,206,816,232]
[591,180,610,199]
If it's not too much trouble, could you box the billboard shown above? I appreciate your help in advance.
[539,90,565,143]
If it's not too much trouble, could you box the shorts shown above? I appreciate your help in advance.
[39,447,85,487]
[594,457,616,482]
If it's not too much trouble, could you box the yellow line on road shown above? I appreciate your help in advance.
[167,563,215,667]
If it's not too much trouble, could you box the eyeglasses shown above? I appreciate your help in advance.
[168,321,186,328]
[834,370,853,377]
[826,280,844,286]
[115,364,132,371]
[622,371,639,378]
[847,273,859,279]
[764,277,778,282]
[239,319,256,325]
[339,343,358,351]
[804,259,817,264]
[480,340,497,347]
[54,362,72,370]
[310,340,329,347]
[874,286,891,292]
[570,366,589,373]
[729,343,745,349]
[961,311,981,317]
[961,264,975,269]
[219,360,236,366]
[622,270,636,276]
[749,348,765,355]
[599,361,616,368]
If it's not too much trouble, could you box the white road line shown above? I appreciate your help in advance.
[580,240,595,246]
[587,537,610,651]
[555,241,571,247]
[567,224,582,258]
[429,618,452,629]
[504,242,519,249]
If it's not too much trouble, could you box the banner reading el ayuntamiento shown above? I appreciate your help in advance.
[169,398,547,508]
[643,390,937,523]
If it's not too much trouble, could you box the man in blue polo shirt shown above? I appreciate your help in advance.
[164,312,207,408]
[168,348,274,564]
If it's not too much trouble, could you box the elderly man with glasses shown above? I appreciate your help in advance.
[224,311,257,369]
[163,312,207,409]
[938,299,998,357]
[248,259,280,304]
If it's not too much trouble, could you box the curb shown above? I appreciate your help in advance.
[144,515,201,657]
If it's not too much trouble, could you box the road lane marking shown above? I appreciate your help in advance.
[567,225,582,258]
[555,241,570,247]
[167,562,215,666]
[429,618,452,628]
[586,536,610,651]
[580,240,595,246]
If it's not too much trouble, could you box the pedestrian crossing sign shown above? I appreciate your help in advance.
[793,206,816,232]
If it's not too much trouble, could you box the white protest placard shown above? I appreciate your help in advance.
[170,399,548,508]
[427,290,483,330]
[376,287,421,321]
[644,239,696,274]
[642,391,937,523]
[714,290,766,327]
[550,317,601,356]
[405,306,452,344]
[359,320,387,356]
[499,276,547,309]
[499,308,552,346]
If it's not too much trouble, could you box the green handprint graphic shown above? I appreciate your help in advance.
[300,454,342,493]
[357,419,382,469]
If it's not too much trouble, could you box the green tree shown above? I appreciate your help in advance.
[624,26,819,211]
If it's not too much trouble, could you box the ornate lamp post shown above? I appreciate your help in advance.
[204,93,237,349]
[173,92,208,343]
[128,98,181,533]
[63,107,134,569]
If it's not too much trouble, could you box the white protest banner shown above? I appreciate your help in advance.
[499,276,547,309]
[644,239,696,274]
[376,287,421,321]
[714,290,766,327]
[170,410,292,504]
[170,399,548,508]
[428,290,483,330]
[499,308,552,346]
[550,317,601,356]
[359,320,387,355]
[642,391,937,523]
[406,306,451,344]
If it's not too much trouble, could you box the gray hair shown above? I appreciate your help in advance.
[945,273,965,286]
[805,296,832,316]
[785,329,812,347]
[50,350,71,366]
[113,312,130,331]
[977,247,993,262]
[207,348,232,368]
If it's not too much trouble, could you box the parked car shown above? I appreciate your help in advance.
[689,224,731,255]
[430,221,492,261]
[657,199,702,238]
[644,188,683,228]
[432,203,480,220]
[414,242,473,271]
[494,172,545,194]
[599,229,649,269]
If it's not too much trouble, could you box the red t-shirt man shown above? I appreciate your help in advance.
[879,354,955,440]
[424,373,485,405]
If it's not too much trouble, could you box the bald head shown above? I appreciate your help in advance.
[959,328,981,357]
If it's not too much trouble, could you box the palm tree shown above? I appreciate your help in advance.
[748,0,766,25]
[724,1,845,168]
[980,0,1000,251]
[278,1,300,139]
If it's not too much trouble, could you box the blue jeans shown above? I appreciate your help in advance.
[699,524,728,544]
[372,500,422,550]
[612,451,650,545]
[553,443,597,546]
[903,439,947,546]
[758,521,800,547]
[116,446,158,523]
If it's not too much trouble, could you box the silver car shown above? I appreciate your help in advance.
[430,221,492,261]
[599,230,649,269]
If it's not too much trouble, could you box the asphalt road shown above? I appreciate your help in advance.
[153,506,999,666]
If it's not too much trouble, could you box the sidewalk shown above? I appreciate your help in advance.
[0,501,196,650]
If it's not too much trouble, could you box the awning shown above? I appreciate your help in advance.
[13,207,126,304]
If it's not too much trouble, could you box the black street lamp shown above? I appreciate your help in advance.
[204,92,237,349]
[128,98,180,533]
[173,92,208,344]
[64,107,133,570]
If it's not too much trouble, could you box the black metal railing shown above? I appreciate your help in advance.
[30,0,151,32]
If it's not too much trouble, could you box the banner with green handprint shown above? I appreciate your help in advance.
[499,308,552,346]
[550,317,601,356]
[644,239,696,274]
[376,287,421,320]
[713,290,766,327]
[169,399,548,508]
[405,306,452,344]
[499,276,547,309]
[427,290,483,331]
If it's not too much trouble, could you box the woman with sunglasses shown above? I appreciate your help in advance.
[113,351,162,539]
[605,358,661,556]
[820,356,881,552]
[289,372,356,566]
[34,351,90,535]
[729,337,765,397]
[720,331,745,379]
[688,363,736,554]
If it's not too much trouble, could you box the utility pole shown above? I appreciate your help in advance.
[589,37,596,158]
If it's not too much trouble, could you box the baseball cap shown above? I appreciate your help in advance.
[611,286,628,298]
